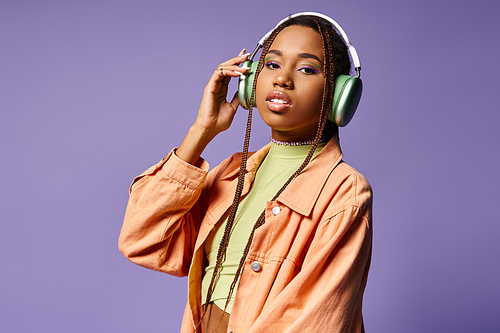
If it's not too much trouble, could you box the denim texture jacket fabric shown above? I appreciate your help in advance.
[119,137,372,333]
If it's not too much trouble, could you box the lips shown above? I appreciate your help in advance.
[265,91,291,112]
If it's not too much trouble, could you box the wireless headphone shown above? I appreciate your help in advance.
[237,12,362,127]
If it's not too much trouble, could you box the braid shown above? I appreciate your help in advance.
[221,19,335,314]
[202,17,344,327]
[321,21,338,134]
[202,23,286,320]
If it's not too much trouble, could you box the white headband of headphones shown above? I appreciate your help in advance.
[253,12,361,73]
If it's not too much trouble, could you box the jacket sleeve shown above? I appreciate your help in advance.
[252,188,372,333]
[118,149,212,277]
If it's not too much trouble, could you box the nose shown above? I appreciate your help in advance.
[273,69,294,89]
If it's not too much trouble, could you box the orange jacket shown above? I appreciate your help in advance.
[119,137,372,333]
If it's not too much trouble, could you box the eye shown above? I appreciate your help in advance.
[265,61,281,70]
[298,66,319,75]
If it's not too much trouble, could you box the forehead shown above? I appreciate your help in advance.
[270,25,323,58]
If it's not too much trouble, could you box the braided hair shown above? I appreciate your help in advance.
[201,15,352,327]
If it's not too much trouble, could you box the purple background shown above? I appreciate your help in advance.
[1,1,499,332]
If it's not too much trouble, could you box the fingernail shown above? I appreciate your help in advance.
[234,71,244,76]
[239,48,246,55]
[242,52,250,57]
[241,66,251,70]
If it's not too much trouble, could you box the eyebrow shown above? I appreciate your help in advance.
[267,50,323,66]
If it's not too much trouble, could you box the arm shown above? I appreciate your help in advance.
[118,150,211,276]
[118,50,250,275]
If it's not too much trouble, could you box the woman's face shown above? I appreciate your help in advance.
[256,25,325,142]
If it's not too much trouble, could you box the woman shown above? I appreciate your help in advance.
[119,13,372,333]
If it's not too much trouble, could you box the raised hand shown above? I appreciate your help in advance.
[176,49,250,165]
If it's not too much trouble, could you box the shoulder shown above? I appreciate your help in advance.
[322,160,372,217]
[206,144,270,183]
[336,161,372,199]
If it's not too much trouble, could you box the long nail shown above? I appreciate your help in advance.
[239,48,247,55]
[234,70,244,76]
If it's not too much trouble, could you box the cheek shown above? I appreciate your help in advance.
[308,81,326,108]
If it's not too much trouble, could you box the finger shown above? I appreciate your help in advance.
[216,49,251,83]
[229,91,240,110]
[218,65,248,78]
[207,51,251,90]
[219,50,251,67]
[216,66,248,87]
[220,69,231,85]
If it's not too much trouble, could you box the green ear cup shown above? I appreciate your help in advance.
[329,74,363,127]
[238,60,259,110]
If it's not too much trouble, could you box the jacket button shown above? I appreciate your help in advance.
[272,206,281,215]
[251,261,261,272]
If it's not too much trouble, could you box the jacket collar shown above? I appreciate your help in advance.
[219,143,271,181]
[219,137,343,216]
[278,137,343,216]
